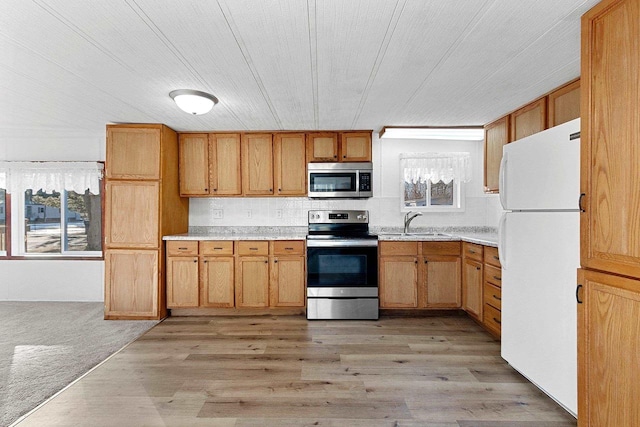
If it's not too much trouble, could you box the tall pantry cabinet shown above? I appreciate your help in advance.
[104,124,189,320]
[578,0,640,425]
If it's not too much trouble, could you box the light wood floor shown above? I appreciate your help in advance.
[17,314,576,426]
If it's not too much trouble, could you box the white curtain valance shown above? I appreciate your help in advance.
[0,161,104,194]
[400,152,472,184]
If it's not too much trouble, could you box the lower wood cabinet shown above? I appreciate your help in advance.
[379,241,461,309]
[166,239,305,310]
[577,268,640,427]
[105,249,159,318]
[236,256,270,308]
[462,258,483,319]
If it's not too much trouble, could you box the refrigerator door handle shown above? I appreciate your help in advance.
[499,152,507,209]
[498,212,507,270]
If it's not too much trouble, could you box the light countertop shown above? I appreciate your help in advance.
[164,226,498,247]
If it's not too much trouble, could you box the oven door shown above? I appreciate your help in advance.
[306,241,378,289]
[308,171,359,198]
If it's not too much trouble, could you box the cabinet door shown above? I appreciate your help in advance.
[106,127,160,180]
[274,133,307,196]
[379,256,418,308]
[307,132,338,162]
[242,133,274,195]
[270,256,305,307]
[340,132,371,162]
[484,116,509,193]
[105,181,159,248]
[463,258,483,319]
[104,249,158,319]
[547,79,580,127]
[202,256,235,308]
[510,98,547,141]
[424,256,461,308]
[578,269,640,427]
[236,256,269,307]
[211,133,242,196]
[166,256,199,308]
[179,133,210,196]
[581,0,640,279]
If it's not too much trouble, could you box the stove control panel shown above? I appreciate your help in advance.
[308,210,369,224]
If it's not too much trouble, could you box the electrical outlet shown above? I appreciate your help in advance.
[245,209,252,218]
[275,209,283,219]
[212,209,223,219]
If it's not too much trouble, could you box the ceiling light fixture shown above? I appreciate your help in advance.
[169,89,218,115]
[379,126,484,141]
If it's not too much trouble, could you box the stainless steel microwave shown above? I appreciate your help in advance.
[307,162,373,198]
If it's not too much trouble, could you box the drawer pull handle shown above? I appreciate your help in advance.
[178,247,188,250]
[250,248,258,251]
[493,294,501,301]
[469,250,476,254]
[285,247,294,250]
[493,275,501,281]
[214,247,224,250]
[493,256,499,261]
[493,317,501,325]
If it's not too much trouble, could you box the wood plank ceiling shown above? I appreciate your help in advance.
[0,0,599,135]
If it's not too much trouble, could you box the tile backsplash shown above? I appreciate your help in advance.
[189,195,503,229]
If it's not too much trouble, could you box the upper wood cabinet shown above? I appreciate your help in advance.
[510,98,547,142]
[581,0,640,279]
[179,133,210,196]
[548,79,580,127]
[307,132,338,162]
[340,132,372,162]
[484,116,509,193]
[106,127,161,180]
[211,133,242,196]
[274,133,307,196]
[242,133,274,196]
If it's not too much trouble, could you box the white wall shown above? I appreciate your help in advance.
[190,134,504,229]
[0,128,105,302]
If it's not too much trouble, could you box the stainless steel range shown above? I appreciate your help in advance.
[306,210,379,320]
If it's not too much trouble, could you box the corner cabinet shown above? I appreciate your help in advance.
[578,1,640,426]
[104,124,189,320]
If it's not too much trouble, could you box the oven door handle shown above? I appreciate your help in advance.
[306,239,378,248]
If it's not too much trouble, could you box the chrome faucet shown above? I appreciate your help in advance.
[404,211,423,233]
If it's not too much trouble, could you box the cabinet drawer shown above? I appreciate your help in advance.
[200,241,234,256]
[463,242,484,261]
[380,241,418,256]
[483,282,502,310]
[166,241,199,256]
[484,264,502,288]
[422,241,460,256]
[484,246,501,267]
[273,240,305,255]
[483,303,502,337]
[237,241,269,256]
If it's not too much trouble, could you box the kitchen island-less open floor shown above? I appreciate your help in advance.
[16,315,576,426]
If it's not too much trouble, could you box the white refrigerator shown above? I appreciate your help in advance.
[498,118,580,416]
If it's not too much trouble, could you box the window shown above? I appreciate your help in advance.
[400,153,471,212]
[0,162,103,258]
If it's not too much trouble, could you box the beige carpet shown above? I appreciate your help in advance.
[0,302,158,426]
